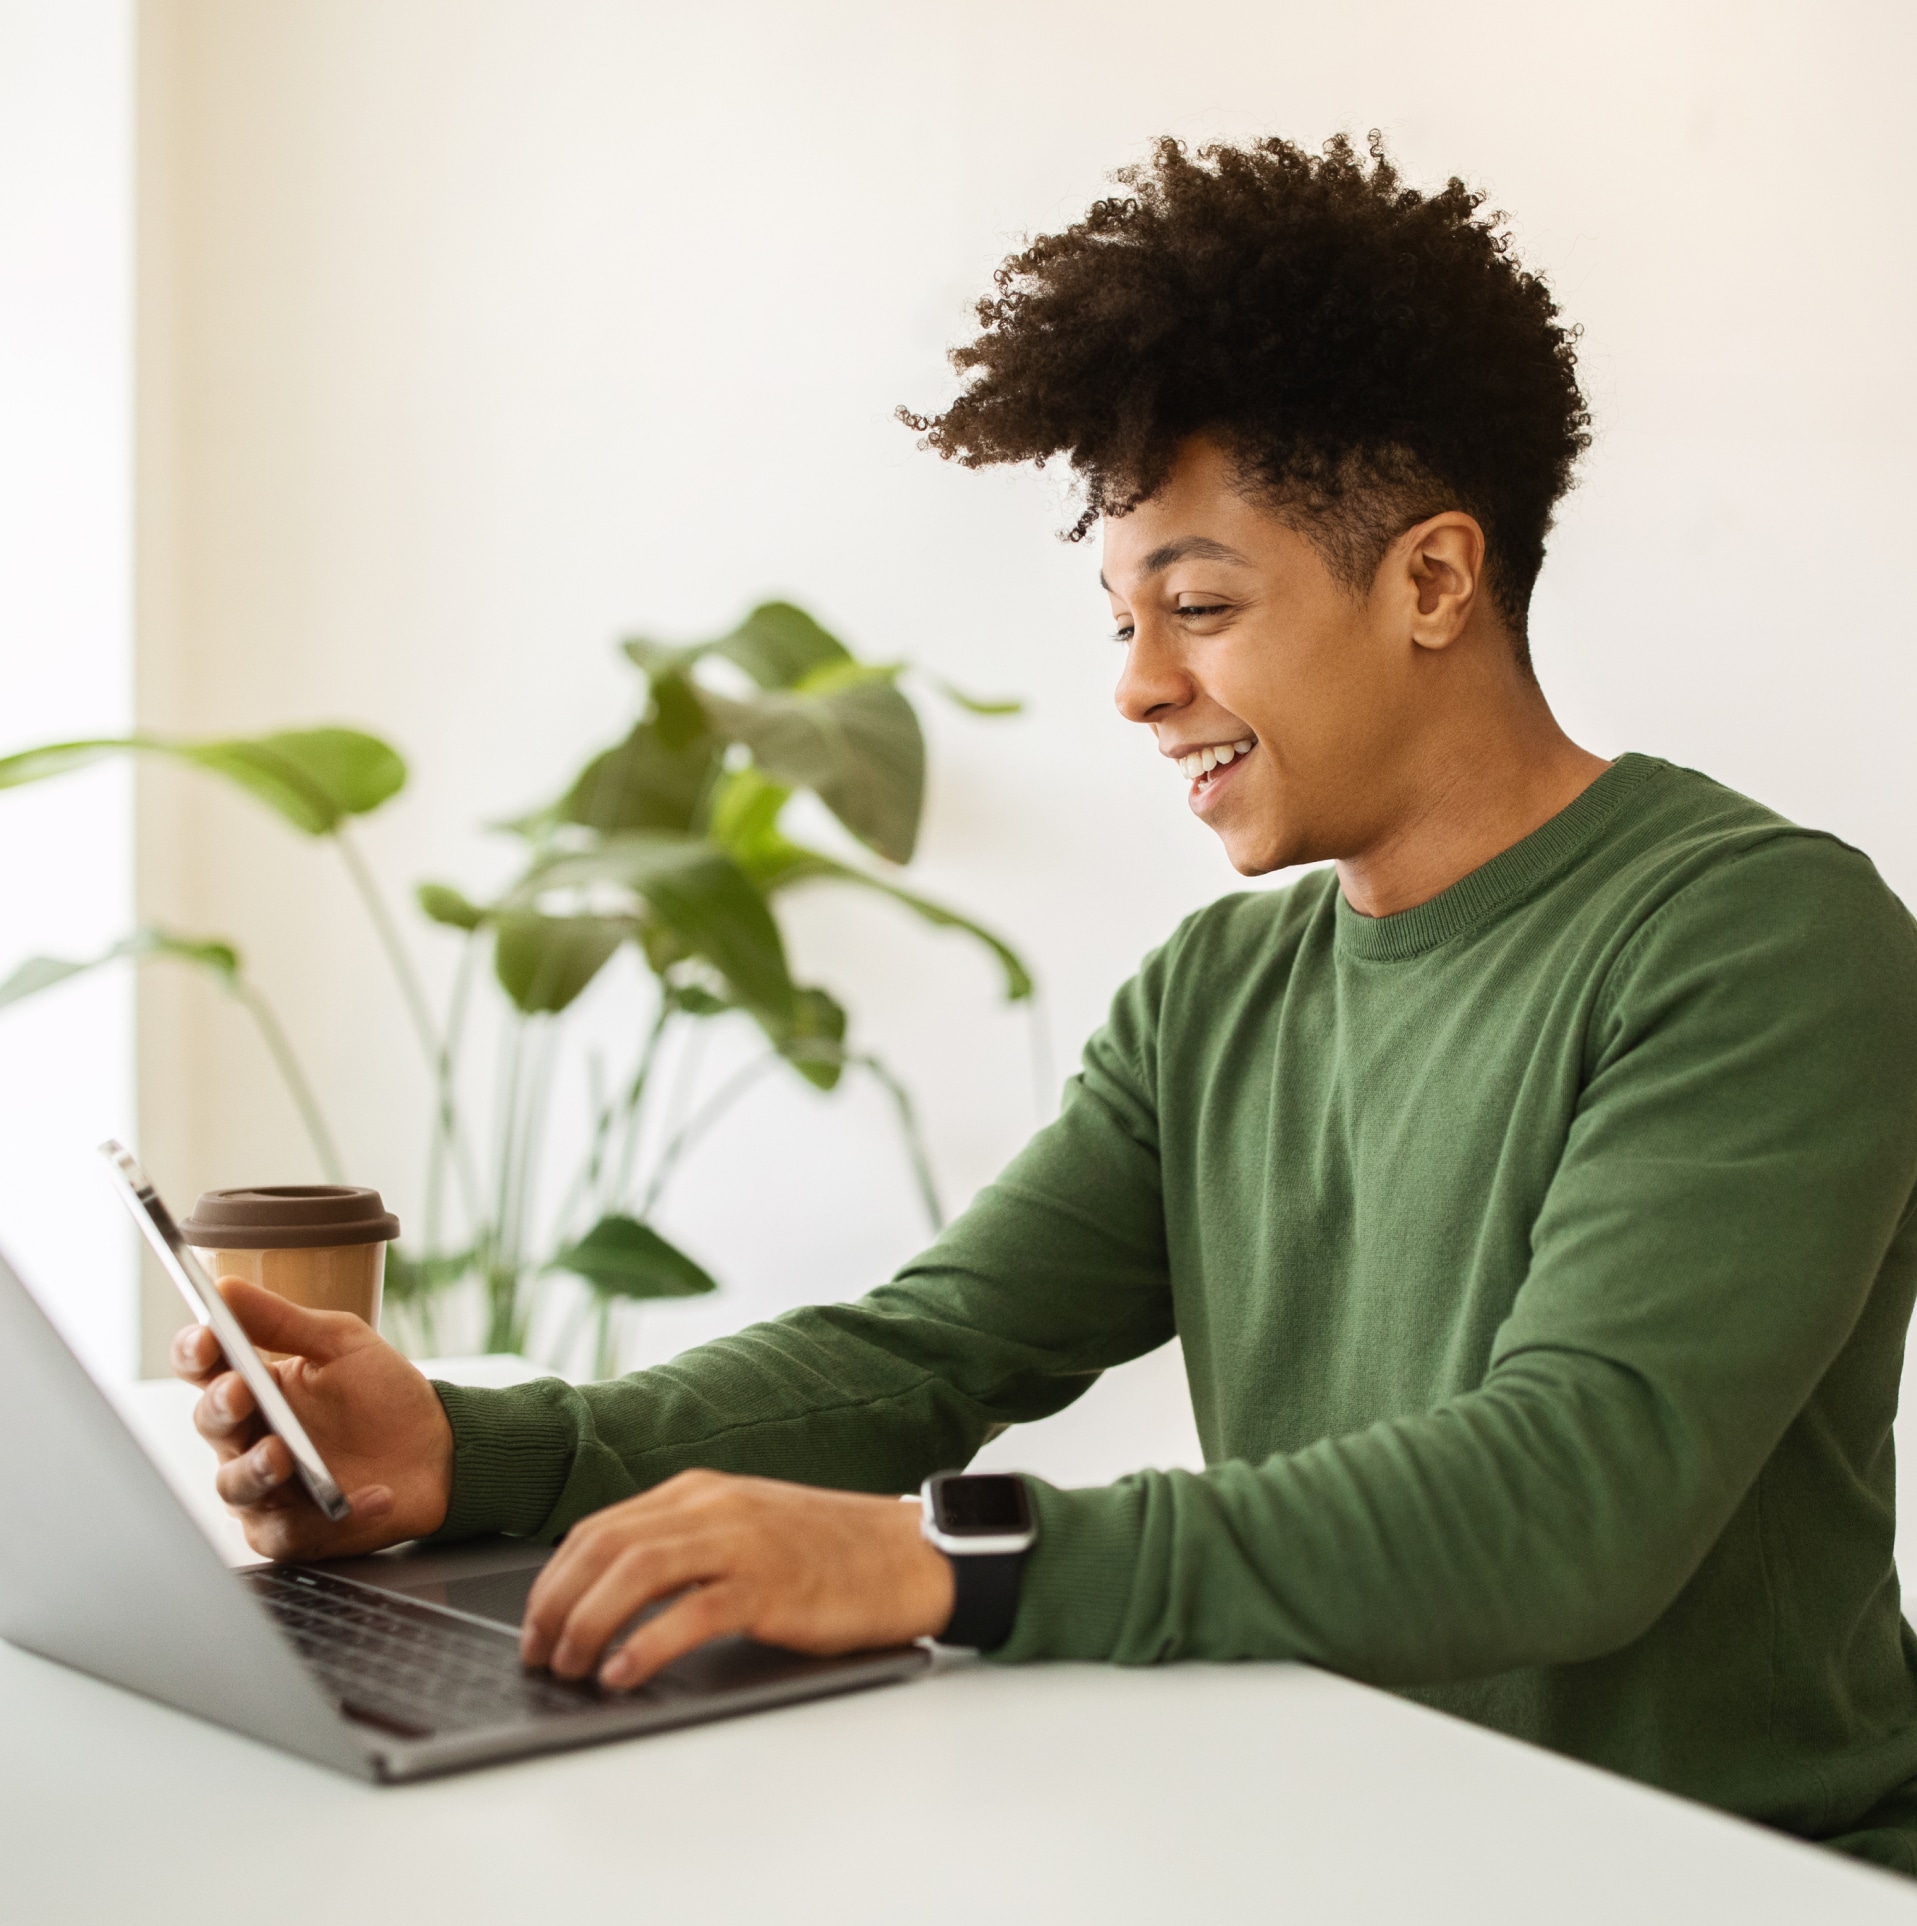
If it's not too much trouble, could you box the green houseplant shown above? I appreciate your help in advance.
[0,602,1031,1374]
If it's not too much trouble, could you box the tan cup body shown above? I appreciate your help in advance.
[193,1242,386,1337]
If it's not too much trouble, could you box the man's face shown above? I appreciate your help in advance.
[1102,437,1430,877]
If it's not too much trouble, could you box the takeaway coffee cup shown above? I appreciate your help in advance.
[178,1185,401,1342]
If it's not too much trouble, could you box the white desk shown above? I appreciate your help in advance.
[4,1378,1914,1924]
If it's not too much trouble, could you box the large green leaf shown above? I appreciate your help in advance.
[784,984,848,1091]
[129,929,243,979]
[648,670,711,752]
[559,713,718,835]
[0,955,89,1009]
[0,929,242,1011]
[621,634,706,683]
[385,1245,474,1305]
[625,602,852,695]
[0,728,405,836]
[742,830,1032,1002]
[180,729,406,833]
[706,770,1028,1000]
[706,764,791,856]
[710,601,853,690]
[698,667,925,864]
[492,913,628,1015]
[417,882,487,931]
[520,833,795,1021]
[0,740,126,790]
[550,1214,719,1300]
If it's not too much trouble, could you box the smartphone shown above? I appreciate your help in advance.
[98,1140,352,1523]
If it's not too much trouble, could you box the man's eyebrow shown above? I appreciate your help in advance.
[1101,536,1251,594]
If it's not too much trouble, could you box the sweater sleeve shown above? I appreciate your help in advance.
[995,837,1917,1676]
[430,950,1179,1543]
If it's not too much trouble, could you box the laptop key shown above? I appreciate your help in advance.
[248,1565,618,1736]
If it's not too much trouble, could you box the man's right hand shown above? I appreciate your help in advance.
[170,1279,454,1561]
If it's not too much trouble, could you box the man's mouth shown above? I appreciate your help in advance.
[1172,735,1256,798]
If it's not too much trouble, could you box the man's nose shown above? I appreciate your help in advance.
[1113,623,1191,726]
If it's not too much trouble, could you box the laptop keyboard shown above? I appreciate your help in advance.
[247,1564,621,1739]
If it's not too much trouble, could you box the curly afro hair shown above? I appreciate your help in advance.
[902,132,1590,638]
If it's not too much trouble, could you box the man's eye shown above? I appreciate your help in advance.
[1176,602,1229,619]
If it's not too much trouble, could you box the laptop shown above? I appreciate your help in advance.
[0,1248,930,1782]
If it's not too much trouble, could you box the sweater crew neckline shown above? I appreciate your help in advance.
[1335,754,1660,962]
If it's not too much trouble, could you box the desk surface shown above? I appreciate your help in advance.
[5,1376,1913,1924]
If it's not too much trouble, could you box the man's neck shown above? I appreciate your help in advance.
[1335,704,1611,920]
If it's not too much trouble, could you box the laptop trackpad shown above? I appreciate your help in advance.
[425,1564,669,1640]
[436,1564,541,1629]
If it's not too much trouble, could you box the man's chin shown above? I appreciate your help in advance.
[1215,824,1300,879]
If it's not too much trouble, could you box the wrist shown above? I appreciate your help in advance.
[408,1389,455,1538]
[890,1493,956,1639]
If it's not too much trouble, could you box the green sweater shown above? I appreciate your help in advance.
[435,755,1917,1868]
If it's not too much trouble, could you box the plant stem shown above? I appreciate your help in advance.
[609,997,676,1209]
[332,822,482,1220]
[582,1051,609,1206]
[550,994,673,1247]
[230,977,348,1183]
[484,1016,527,1353]
[852,1051,945,1231]
[638,1048,784,1218]
[593,1293,619,1380]
[507,1020,557,1351]
[423,931,480,1261]
[412,1283,440,1358]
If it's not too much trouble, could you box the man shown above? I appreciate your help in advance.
[177,135,1917,1871]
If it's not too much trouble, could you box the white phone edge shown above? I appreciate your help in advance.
[96,1141,352,1524]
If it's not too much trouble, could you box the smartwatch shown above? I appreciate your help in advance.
[920,1470,1036,1652]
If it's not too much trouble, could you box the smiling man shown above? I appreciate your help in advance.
[176,135,1917,1872]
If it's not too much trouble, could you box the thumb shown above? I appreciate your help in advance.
[215,1276,367,1365]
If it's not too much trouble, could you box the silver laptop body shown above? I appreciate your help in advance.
[0,1248,929,1782]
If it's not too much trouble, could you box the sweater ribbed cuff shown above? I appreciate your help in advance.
[428,1380,578,1542]
[989,1477,1150,1664]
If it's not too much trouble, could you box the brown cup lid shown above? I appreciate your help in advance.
[178,1185,400,1251]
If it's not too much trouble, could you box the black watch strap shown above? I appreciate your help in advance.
[938,1547,1027,1652]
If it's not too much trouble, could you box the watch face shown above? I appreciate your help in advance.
[931,1473,1032,1536]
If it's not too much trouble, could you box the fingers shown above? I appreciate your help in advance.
[216,1278,369,1367]
[215,1430,295,1507]
[600,1584,745,1690]
[192,1368,262,1459]
[237,1483,396,1564]
[170,1320,225,1386]
[547,1540,715,1679]
[522,1474,952,1691]
[520,1509,637,1667]
[521,1472,728,1670]
[520,1522,665,1672]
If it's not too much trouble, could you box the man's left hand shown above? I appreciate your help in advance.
[518,1471,956,1688]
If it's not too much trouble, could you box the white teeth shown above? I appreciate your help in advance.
[1174,738,1255,780]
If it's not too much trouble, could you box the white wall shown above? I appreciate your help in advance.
[130,2,1917,1502]
[0,0,137,1381]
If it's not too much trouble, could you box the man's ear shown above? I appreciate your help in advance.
[1395,512,1485,652]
